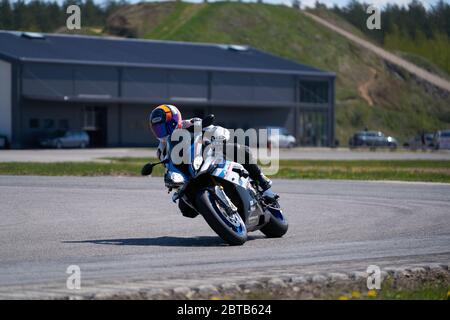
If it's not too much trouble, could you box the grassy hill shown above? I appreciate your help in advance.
[103,2,450,145]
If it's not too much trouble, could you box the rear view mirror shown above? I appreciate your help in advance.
[141,163,154,176]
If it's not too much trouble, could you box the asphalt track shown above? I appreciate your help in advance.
[0,176,449,298]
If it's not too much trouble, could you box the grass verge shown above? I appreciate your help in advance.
[232,280,450,300]
[0,159,449,182]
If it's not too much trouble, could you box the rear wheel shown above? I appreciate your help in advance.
[196,188,247,246]
[260,200,288,238]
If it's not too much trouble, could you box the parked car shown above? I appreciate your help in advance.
[40,130,90,149]
[433,130,450,150]
[349,131,398,149]
[403,133,435,150]
[267,127,296,148]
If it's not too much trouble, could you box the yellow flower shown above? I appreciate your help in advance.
[351,291,361,299]
[367,290,378,298]
[338,295,349,300]
[210,296,221,300]
[447,291,450,299]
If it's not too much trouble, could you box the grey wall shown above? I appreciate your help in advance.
[169,70,208,100]
[211,72,295,102]
[122,68,208,101]
[0,59,12,140]
[22,63,119,98]
[122,68,168,99]
[22,64,298,105]
[74,66,118,97]
[22,63,73,97]
[211,106,293,132]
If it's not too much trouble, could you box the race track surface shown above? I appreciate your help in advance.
[0,176,449,298]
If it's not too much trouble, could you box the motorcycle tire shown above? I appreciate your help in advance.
[260,202,288,238]
[196,188,247,246]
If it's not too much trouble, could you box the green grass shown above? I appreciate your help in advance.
[374,284,449,300]
[328,278,450,300]
[238,286,449,300]
[272,159,450,182]
[1,159,449,183]
[203,279,450,300]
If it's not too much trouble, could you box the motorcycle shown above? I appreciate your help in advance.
[141,115,288,245]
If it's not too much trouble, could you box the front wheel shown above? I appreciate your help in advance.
[260,201,288,238]
[196,188,247,246]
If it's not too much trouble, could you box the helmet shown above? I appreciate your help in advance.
[149,104,182,139]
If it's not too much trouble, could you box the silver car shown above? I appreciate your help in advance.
[40,130,90,149]
[349,131,398,149]
[267,127,296,148]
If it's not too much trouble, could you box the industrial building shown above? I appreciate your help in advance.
[0,31,335,148]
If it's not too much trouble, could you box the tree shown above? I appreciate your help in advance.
[430,0,450,38]
[314,1,326,10]
[0,0,13,29]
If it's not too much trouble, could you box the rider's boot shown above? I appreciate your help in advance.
[243,163,278,199]
[256,172,272,192]
[257,174,279,201]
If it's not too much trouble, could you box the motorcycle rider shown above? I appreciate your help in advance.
[148,104,274,194]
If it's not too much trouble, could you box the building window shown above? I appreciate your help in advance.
[59,119,69,130]
[43,119,55,129]
[299,81,329,103]
[29,118,40,129]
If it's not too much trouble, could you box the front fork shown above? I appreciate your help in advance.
[213,185,238,216]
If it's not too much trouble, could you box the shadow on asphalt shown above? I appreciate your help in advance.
[62,235,263,247]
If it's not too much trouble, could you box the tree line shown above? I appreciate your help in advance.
[0,0,127,32]
[329,0,450,43]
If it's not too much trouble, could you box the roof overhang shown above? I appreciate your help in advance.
[18,57,336,78]
[0,52,18,64]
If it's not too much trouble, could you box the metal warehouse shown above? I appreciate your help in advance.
[0,31,335,148]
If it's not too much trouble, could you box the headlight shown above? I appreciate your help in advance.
[170,172,185,184]
[193,156,203,170]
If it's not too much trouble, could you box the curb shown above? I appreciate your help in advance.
[91,262,449,300]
